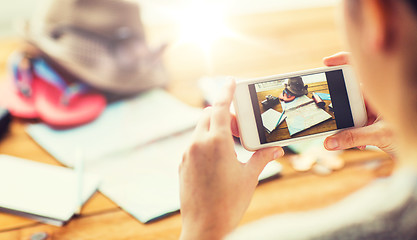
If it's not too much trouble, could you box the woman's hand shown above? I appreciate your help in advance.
[179,80,284,240]
[323,52,397,157]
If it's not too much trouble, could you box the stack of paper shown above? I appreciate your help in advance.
[0,155,100,226]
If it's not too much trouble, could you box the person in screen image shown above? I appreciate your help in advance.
[179,0,417,239]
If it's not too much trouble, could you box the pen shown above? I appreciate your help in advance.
[286,100,315,111]
[275,110,286,129]
[75,148,84,215]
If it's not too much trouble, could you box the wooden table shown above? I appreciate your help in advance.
[0,6,393,240]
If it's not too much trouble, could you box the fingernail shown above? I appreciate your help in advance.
[326,138,339,150]
[273,149,284,159]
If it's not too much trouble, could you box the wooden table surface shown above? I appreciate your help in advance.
[0,6,394,240]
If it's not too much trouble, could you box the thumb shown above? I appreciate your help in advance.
[246,147,284,177]
[324,122,390,150]
[323,52,350,66]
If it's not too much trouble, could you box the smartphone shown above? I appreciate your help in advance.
[233,65,367,151]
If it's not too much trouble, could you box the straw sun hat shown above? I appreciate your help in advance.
[285,76,308,97]
[22,0,167,95]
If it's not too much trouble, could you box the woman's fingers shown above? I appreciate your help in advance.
[211,80,236,133]
[192,107,212,139]
[323,52,350,66]
[324,122,393,151]
[246,147,284,178]
[193,80,239,141]
[231,114,240,138]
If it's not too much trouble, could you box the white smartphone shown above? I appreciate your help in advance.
[233,65,367,151]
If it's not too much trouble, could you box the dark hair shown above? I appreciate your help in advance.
[348,0,417,20]
[404,0,417,15]
[406,0,417,14]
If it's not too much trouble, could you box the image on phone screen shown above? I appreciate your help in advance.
[249,69,355,144]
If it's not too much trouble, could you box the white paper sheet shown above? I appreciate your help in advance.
[261,108,286,133]
[0,155,100,225]
[90,132,281,222]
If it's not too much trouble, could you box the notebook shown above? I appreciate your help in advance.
[281,95,332,136]
[261,108,286,133]
[0,155,100,226]
[314,92,331,101]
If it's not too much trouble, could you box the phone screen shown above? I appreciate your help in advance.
[249,69,354,144]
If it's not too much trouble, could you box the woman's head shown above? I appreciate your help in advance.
[342,0,417,140]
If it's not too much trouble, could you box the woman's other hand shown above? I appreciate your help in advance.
[323,52,397,157]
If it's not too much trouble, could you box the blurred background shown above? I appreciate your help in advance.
[0,0,344,110]
[0,0,338,36]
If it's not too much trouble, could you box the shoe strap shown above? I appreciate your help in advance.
[9,52,90,106]
[9,52,34,97]
[32,58,89,106]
